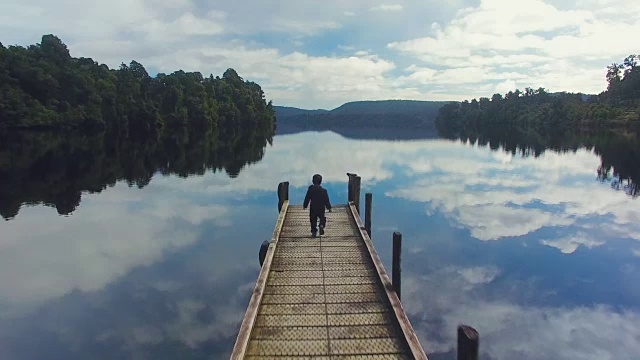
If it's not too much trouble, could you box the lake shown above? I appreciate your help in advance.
[1,130,639,359]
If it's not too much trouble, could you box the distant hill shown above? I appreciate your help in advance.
[273,106,328,118]
[330,100,445,115]
[274,100,450,139]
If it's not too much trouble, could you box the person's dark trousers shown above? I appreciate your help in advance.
[309,211,326,233]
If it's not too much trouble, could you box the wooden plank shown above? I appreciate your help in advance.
[346,203,428,360]
[230,200,289,360]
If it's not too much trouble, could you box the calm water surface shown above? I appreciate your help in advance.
[1,131,639,359]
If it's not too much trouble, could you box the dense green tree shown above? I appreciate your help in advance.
[437,54,639,137]
[0,34,276,139]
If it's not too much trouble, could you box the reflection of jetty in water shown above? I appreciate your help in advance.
[439,128,640,199]
[0,130,273,220]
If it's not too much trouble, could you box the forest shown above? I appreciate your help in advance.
[0,35,277,219]
[435,54,639,135]
[0,34,276,138]
[435,54,640,198]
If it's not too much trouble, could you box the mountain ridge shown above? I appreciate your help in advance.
[274,99,451,117]
[273,99,450,139]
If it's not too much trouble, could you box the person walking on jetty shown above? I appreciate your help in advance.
[303,174,332,238]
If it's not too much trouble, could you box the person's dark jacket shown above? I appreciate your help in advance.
[303,184,332,214]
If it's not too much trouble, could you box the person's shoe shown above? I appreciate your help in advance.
[319,225,325,236]
[311,231,317,238]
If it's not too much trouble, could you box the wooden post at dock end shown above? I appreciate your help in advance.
[277,181,289,212]
[457,324,479,360]
[347,173,357,203]
[365,193,372,237]
[353,176,361,214]
[392,232,402,301]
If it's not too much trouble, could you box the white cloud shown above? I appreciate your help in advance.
[344,11,356,16]
[337,44,356,51]
[212,1,358,36]
[587,222,640,243]
[398,66,438,85]
[370,4,404,11]
[140,12,224,40]
[400,66,533,87]
[457,266,500,285]
[0,1,149,41]
[541,233,605,254]
[455,205,574,241]
[162,298,246,348]
[388,0,640,96]
[495,79,518,94]
[405,157,434,173]
[269,18,341,35]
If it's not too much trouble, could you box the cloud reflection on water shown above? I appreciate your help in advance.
[403,266,640,360]
[383,140,640,248]
[0,181,230,317]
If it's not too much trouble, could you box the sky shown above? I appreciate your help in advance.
[1,0,639,109]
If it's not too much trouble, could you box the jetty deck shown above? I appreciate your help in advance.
[231,177,428,359]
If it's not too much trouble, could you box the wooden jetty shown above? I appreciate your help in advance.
[231,174,428,359]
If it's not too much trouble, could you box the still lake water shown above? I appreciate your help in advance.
[1,131,639,359]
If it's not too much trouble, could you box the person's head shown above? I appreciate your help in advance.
[312,174,322,185]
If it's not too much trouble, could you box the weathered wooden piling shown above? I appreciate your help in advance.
[457,324,479,360]
[393,231,402,300]
[277,181,289,212]
[353,175,361,213]
[346,173,361,213]
[347,172,356,202]
[365,192,372,237]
